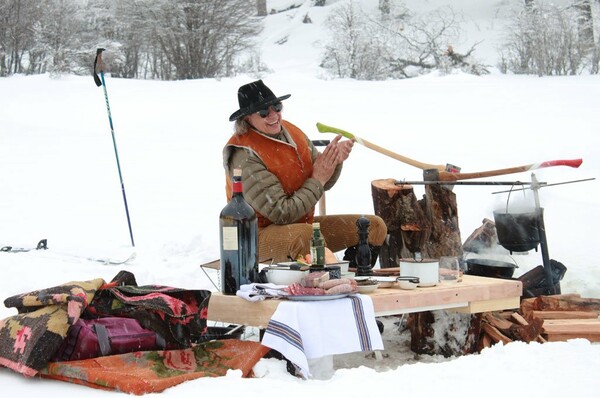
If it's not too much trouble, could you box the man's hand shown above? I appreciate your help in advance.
[311,135,354,185]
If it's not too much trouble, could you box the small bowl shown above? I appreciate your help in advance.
[356,282,379,294]
[265,267,308,285]
[396,276,420,290]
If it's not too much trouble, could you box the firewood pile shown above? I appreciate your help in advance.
[480,294,600,350]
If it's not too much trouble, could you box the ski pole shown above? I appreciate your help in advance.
[93,48,135,247]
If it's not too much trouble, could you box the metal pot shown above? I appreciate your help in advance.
[400,258,439,287]
[465,258,517,279]
[493,209,543,253]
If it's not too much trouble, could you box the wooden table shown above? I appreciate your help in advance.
[207,275,523,328]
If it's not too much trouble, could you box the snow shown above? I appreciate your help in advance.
[1,0,599,396]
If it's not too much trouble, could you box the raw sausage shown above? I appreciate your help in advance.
[325,283,355,295]
[320,278,353,289]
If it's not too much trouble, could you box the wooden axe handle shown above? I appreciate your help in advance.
[316,122,446,171]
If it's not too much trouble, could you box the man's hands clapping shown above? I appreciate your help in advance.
[311,135,354,185]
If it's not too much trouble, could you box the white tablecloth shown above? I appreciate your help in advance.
[260,294,383,378]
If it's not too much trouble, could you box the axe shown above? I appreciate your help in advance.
[316,122,582,181]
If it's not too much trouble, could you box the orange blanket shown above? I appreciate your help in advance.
[40,339,270,395]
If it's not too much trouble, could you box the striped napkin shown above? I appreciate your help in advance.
[261,294,383,378]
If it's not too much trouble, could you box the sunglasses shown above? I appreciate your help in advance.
[257,102,283,118]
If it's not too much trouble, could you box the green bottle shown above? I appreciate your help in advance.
[310,222,326,268]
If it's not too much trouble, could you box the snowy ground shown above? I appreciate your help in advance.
[1,0,599,396]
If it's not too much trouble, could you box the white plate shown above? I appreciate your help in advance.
[371,276,396,288]
[286,293,352,301]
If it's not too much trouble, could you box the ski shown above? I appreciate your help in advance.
[1,239,136,265]
[87,251,137,265]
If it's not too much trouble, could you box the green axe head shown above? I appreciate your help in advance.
[316,122,356,140]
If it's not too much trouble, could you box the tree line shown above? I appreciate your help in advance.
[0,0,261,79]
[1,0,598,80]
[320,0,599,80]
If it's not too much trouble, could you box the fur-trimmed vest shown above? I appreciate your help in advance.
[225,120,314,227]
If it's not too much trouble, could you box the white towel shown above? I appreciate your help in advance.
[236,283,289,302]
[261,294,383,378]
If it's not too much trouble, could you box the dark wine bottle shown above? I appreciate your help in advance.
[219,168,258,295]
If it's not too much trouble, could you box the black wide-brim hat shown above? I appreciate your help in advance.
[229,80,291,122]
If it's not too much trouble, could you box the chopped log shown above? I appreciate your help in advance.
[463,218,497,253]
[483,312,543,343]
[480,332,493,350]
[537,335,547,343]
[521,294,581,314]
[528,295,600,312]
[511,312,529,326]
[483,312,514,331]
[512,316,544,342]
[481,323,512,344]
[510,313,547,343]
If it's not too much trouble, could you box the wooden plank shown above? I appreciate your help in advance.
[543,319,600,325]
[208,293,280,329]
[453,297,520,314]
[542,319,600,342]
[370,275,521,315]
[532,310,599,320]
[544,333,600,342]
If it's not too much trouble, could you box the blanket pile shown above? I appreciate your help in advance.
[40,339,270,395]
[0,271,269,393]
[0,277,104,376]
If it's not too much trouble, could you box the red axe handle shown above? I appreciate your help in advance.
[440,158,583,181]
[538,159,583,168]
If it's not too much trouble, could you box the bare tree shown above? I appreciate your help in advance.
[499,2,598,75]
[321,1,393,80]
[257,0,266,16]
[321,2,487,80]
[573,0,594,48]
[0,0,43,75]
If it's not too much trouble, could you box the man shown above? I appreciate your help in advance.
[223,80,386,265]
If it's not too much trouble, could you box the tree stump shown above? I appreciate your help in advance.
[371,179,431,266]
[372,171,474,356]
[371,174,463,267]
[407,310,482,357]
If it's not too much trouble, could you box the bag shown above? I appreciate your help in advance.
[52,317,169,361]
[85,271,212,347]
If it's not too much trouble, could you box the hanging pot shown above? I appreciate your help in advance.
[493,208,543,253]
[465,258,517,279]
